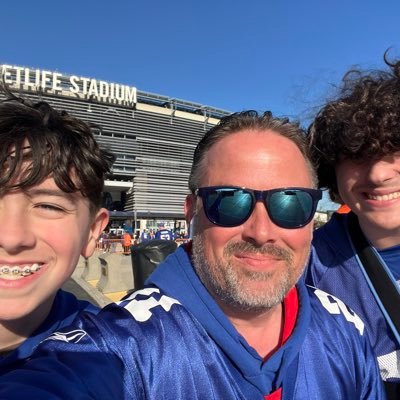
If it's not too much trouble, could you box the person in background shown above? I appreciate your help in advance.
[0,111,384,399]
[155,226,173,240]
[173,229,181,241]
[140,228,150,243]
[104,231,112,253]
[133,231,140,245]
[0,86,114,374]
[123,231,132,254]
[99,230,109,252]
[306,52,400,399]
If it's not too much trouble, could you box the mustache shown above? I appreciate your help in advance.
[223,241,293,263]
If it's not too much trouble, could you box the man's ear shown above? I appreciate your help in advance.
[184,194,197,224]
[81,208,109,258]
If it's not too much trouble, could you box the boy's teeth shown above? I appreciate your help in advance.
[0,263,42,278]
[368,192,400,201]
[31,263,40,271]
[1,267,10,274]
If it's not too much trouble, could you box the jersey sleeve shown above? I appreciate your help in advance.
[0,306,141,399]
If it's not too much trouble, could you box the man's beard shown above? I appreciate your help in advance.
[192,234,303,313]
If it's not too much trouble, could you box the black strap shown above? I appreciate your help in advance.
[347,213,400,400]
[347,212,400,336]
[384,381,400,400]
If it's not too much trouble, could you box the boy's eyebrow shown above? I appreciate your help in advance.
[25,188,79,204]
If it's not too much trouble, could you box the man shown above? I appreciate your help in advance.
[140,228,150,242]
[0,87,113,374]
[0,111,384,399]
[155,225,174,240]
[306,55,400,399]
[123,231,132,253]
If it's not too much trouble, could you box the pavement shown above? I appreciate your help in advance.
[62,258,115,308]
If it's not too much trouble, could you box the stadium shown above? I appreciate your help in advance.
[0,64,230,233]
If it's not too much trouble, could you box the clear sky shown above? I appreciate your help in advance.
[2,0,400,210]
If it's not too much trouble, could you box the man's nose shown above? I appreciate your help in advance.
[241,201,279,246]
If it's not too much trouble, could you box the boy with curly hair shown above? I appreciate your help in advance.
[307,52,400,399]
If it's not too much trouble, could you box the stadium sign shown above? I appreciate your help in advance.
[1,65,137,106]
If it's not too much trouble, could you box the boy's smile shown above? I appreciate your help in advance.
[0,176,108,321]
[0,263,43,279]
[0,91,114,358]
[336,153,400,248]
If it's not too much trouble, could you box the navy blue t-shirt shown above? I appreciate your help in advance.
[378,244,400,281]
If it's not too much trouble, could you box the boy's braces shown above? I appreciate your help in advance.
[0,263,41,276]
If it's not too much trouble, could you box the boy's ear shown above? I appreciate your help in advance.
[81,208,109,258]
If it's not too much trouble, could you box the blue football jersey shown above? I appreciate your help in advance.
[307,212,400,385]
[0,246,385,399]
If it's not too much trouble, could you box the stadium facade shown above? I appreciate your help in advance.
[0,64,230,232]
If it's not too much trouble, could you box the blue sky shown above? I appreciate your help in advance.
[2,0,400,210]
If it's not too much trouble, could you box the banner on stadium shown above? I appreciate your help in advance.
[1,64,137,107]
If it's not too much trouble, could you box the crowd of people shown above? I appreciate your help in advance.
[138,227,187,242]
[97,227,187,254]
[0,51,399,399]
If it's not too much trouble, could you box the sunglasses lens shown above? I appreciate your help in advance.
[199,187,319,229]
[203,188,253,227]
[268,190,314,228]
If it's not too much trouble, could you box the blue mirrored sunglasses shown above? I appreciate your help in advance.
[195,186,322,229]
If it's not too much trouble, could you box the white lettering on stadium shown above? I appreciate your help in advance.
[1,65,137,107]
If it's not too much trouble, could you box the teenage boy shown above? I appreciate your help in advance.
[307,55,400,399]
[0,111,384,399]
[0,88,114,373]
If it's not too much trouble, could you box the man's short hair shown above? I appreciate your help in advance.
[0,86,115,211]
[188,110,316,193]
[308,51,400,201]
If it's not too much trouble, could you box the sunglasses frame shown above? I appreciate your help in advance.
[195,186,322,229]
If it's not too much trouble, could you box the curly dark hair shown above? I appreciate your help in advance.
[189,110,316,193]
[0,85,115,211]
[308,52,400,201]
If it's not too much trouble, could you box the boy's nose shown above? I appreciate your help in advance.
[0,208,36,253]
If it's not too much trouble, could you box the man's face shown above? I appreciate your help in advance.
[185,130,314,313]
[336,152,400,248]
[0,176,108,322]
